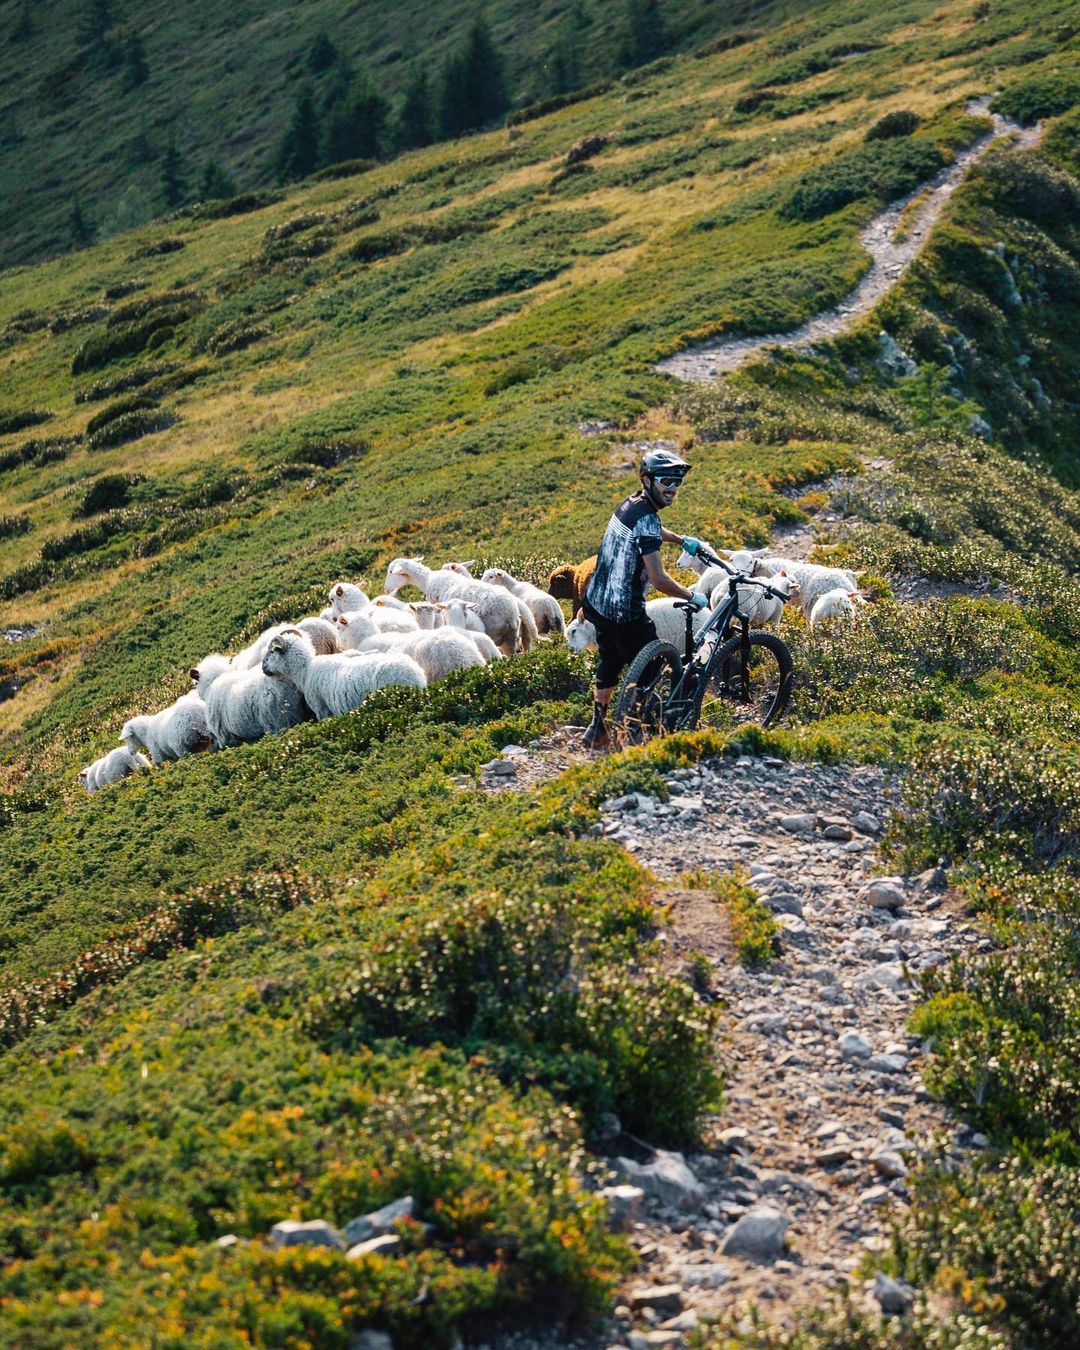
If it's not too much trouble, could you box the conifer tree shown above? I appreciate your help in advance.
[437,51,470,139]
[618,0,668,69]
[10,0,33,43]
[199,158,235,200]
[78,0,112,47]
[320,70,388,165]
[547,1,589,94]
[123,30,148,89]
[307,31,337,73]
[395,63,433,151]
[438,16,508,138]
[160,135,186,207]
[70,199,95,246]
[276,84,320,182]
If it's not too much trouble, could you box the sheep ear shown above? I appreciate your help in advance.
[752,548,769,557]
[576,608,584,622]
[779,569,787,577]
[461,560,475,568]
[335,585,344,596]
[466,601,478,611]
[436,602,447,610]
[189,668,199,680]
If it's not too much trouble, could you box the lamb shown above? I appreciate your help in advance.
[334,610,380,650]
[722,571,801,632]
[203,664,309,747]
[191,653,232,701]
[547,556,597,612]
[230,616,338,670]
[751,559,860,621]
[809,586,864,627]
[328,581,370,617]
[481,567,565,637]
[432,601,502,662]
[119,692,213,766]
[297,616,340,654]
[367,599,419,633]
[261,628,426,720]
[440,561,538,652]
[384,558,521,655]
[79,746,151,792]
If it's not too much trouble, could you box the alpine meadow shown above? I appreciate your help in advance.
[0,0,1079,1345]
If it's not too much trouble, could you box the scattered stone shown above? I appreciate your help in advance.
[270,1219,344,1251]
[839,1032,872,1060]
[913,866,947,893]
[854,962,908,993]
[598,1185,646,1230]
[346,1233,403,1260]
[481,758,518,777]
[216,1233,239,1248]
[720,1205,789,1259]
[614,1151,705,1210]
[660,1309,700,1332]
[718,1126,750,1151]
[869,1053,908,1074]
[681,1263,732,1288]
[779,813,816,834]
[858,1185,890,1206]
[874,1271,915,1314]
[344,1196,415,1246]
[851,811,881,835]
[863,879,906,912]
[871,1152,908,1180]
[628,1285,683,1313]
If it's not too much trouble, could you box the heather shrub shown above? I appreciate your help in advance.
[73,359,181,403]
[74,473,145,518]
[84,394,159,437]
[0,514,30,540]
[0,408,52,436]
[72,309,195,373]
[694,1303,1009,1348]
[865,109,921,141]
[86,407,177,451]
[991,71,1080,124]
[780,137,946,221]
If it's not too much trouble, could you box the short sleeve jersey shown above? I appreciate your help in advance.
[584,491,663,623]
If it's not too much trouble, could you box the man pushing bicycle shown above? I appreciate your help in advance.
[581,448,709,751]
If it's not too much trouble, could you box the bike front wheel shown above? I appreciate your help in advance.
[612,639,684,747]
[691,630,793,731]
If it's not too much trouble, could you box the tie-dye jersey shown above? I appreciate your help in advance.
[584,491,662,622]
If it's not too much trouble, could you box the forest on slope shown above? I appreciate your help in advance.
[0,0,1078,1343]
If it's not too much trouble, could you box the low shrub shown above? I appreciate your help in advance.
[86,407,177,451]
[74,359,181,403]
[709,868,778,968]
[506,81,612,127]
[0,408,52,436]
[973,148,1080,225]
[0,514,30,540]
[307,156,377,182]
[898,1155,1080,1341]
[107,289,202,330]
[72,309,196,374]
[84,395,160,437]
[264,212,326,242]
[47,304,109,334]
[991,71,1080,125]
[128,236,186,258]
[73,473,145,518]
[180,189,282,220]
[780,137,947,221]
[865,109,921,141]
[0,436,79,475]
[205,321,271,356]
[276,434,369,472]
[694,1303,1009,1347]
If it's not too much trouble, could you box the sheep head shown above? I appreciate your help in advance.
[442,560,474,577]
[384,557,424,594]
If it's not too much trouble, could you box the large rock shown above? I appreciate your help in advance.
[778,813,816,834]
[874,1271,915,1314]
[720,1205,788,1259]
[628,1284,683,1313]
[614,1150,704,1210]
[270,1219,345,1251]
[344,1196,415,1247]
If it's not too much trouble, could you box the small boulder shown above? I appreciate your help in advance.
[614,1150,705,1211]
[839,1031,872,1060]
[681,1262,731,1288]
[270,1219,345,1251]
[344,1196,415,1247]
[851,810,881,835]
[628,1284,683,1313]
[779,813,816,834]
[597,1184,645,1231]
[346,1233,403,1260]
[720,1205,788,1259]
[863,879,906,912]
[874,1271,915,1314]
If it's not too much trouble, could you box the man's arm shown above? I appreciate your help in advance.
[643,549,697,601]
[660,526,684,545]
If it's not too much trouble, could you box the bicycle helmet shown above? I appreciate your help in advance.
[640,447,691,482]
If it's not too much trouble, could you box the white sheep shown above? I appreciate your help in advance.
[203,664,309,747]
[79,746,151,792]
[368,599,419,633]
[566,598,712,654]
[809,586,864,627]
[191,653,232,700]
[721,570,801,632]
[328,581,371,617]
[480,567,565,637]
[261,629,426,719]
[385,558,521,655]
[431,601,502,661]
[441,562,536,651]
[119,692,213,766]
[753,560,859,621]
[357,626,487,682]
[297,616,340,654]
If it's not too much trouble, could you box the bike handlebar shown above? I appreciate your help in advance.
[687,546,789,604]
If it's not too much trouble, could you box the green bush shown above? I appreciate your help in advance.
[86,407,177,451]
[107,288,202,329]
[991,71,1080,124]
[0,436,79,475]
[74,359,181,403]
[780,138,947,221]
[0,407,52,436]
[865,109,921,140]
[84,394,160,437]
[973,148,1080,225]
[0,513,31,540]
[708,868,778,968]
[693,1302,1009,1348]
[73,473,145,518]
[72,309,196,374]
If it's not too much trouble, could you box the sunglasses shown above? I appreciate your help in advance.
[654,476,684,487]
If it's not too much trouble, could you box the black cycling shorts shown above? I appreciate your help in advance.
[584,604,658,689]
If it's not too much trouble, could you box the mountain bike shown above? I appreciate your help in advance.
[612,549,794,745]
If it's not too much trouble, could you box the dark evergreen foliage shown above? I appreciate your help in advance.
[395,63,433,151]
[320,70,388,165]
[77,0,112,47]
[159,136,186,207]
[306,30,337,73]
[198,158,236,200]
[275,84,320,182]
[69,199,95,247]
[618,0,669,70]
[9,0,33,43]
[122,30,148,89]
[439,16,508,138]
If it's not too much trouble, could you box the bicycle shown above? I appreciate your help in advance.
[611,547,794,745]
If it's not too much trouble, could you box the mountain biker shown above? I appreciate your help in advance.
[581,448,709,751]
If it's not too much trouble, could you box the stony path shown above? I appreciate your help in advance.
[470,745,990,1349]
[656,99,1041,384]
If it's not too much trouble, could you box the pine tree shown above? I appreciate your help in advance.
[439,16,508,138]
[437,51,470,139]
[307,31,337,73]
[199,158,235,200]
[395,63,433,151]
[618,0,668,70]
[70,198,95,246]
[320,70,388,165]
[10,0,33,43]
[123,30,149,89]
[275,84,320,182]
[78,0,111,47]
[160,136,186,207]
[547,2,589,94]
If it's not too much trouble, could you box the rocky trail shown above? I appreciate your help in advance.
[656,98,1041,384]
[470,743,987,1349]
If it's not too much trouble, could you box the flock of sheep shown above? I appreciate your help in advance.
[78,561,564,792]
[78,544,866,792]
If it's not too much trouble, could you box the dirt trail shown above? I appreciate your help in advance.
[471,745,987,1350]
[656,99,1041,384]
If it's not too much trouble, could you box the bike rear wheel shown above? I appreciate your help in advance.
[612,640,684,747]
[691,630,793,731]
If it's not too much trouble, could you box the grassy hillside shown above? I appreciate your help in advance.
[1,0,1079,1342]
[0,0,800,270]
